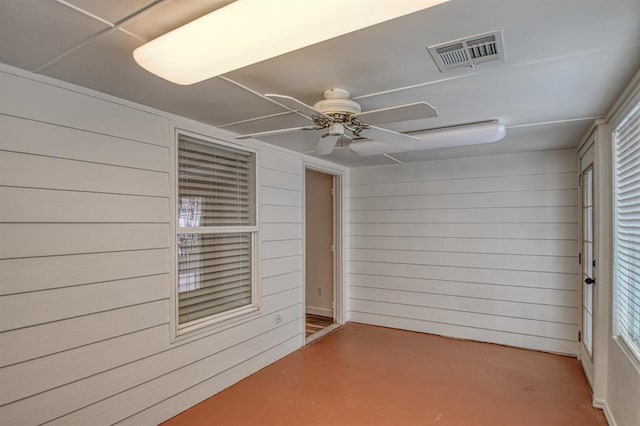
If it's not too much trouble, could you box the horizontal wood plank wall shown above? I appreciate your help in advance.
[0,70,307,425]
[348,150,580,355]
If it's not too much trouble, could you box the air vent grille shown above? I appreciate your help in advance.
[428,30,505,72]
[435,43,468,65]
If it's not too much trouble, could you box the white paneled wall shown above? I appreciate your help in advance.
[0,68,328,425]
[349,150,580,354]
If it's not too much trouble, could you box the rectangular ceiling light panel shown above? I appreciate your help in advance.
[133,0,450,85]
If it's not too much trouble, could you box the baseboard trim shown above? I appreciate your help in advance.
[306,306,332,317]
[601,402,617,426]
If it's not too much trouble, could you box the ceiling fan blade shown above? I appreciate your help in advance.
[236,126,316,140]
[348,140,395,157]
[265,94,331,120]
[315,134,340,156]
[355,102,437,125]
[351,121,507,157]
[350,126,421,157]
[359,125,421,146]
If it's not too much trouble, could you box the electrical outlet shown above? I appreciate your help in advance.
[275,314,282,324]
[317,287,322,296]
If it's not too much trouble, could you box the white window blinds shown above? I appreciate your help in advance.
[178,135,256,227]
[177,134,257,328]
[613,101,640,358]
[177,233,252,324]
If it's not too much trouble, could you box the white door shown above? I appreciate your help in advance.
[579,142,595,385]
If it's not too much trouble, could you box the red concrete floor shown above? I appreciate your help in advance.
[163,323,607,426]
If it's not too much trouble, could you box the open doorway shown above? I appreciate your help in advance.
[304,167,340,341]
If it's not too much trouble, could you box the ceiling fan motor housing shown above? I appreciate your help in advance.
[313,88,361,116]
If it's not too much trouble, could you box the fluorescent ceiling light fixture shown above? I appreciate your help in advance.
[133,0,450,85]
[349,121,507,156]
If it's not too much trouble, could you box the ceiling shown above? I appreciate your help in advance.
[1,0,639,167]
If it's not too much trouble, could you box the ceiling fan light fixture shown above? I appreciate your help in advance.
[133,0,450,85]
[328,123,345,136]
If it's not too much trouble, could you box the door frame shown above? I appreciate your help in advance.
[302,162,345,344]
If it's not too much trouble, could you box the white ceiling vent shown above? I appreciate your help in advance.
[428,30,505,72]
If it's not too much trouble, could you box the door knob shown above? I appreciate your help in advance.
[585,277,596,285]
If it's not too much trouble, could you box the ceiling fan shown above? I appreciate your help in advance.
[235,88,438,156]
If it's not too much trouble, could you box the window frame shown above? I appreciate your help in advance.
[612,101,640,362]
[172,129,260,338]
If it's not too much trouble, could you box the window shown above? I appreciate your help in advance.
[176,134,258,333]
[613,101,640,359]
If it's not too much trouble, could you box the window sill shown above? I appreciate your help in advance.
[170,305,260,345]
[613,335,640,376]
